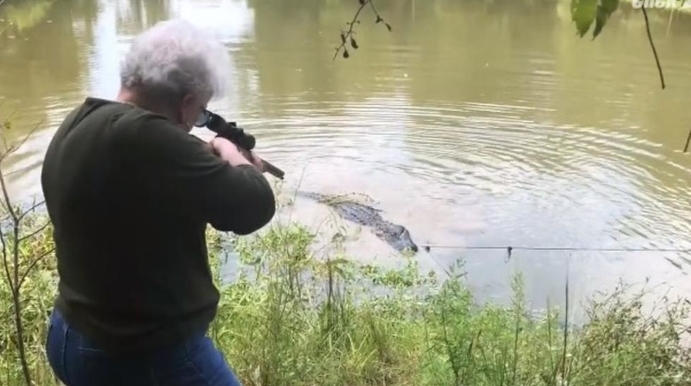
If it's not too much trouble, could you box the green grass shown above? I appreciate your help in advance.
[1,201,691,386]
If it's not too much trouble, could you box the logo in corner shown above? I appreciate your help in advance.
[631,0,691,8]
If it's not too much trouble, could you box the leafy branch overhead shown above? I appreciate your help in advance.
[338,0,665,89]
[571,0,665,89]
[571,0,620,39]
[334,0,391,60]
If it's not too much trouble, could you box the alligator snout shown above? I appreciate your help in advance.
[381,224,419,254]
[399,241,419,253]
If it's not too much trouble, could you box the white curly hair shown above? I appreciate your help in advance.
[119,18,231,103]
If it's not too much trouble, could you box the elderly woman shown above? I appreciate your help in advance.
[41,19,275,386]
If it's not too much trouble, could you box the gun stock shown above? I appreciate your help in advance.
[205,112,285,180]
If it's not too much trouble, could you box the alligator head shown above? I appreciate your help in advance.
[374,222,419,253]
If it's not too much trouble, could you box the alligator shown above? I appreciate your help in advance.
[294,191,419,253]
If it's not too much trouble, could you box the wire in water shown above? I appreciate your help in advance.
[420,244,691,260]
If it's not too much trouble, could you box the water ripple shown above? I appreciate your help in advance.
[3,0,691,313]
[227,97,691,264]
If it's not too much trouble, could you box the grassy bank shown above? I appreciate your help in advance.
[1,204,691,386]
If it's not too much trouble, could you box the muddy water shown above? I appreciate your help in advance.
[2,0,691,317]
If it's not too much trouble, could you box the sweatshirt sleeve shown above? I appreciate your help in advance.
[126,116,277,235]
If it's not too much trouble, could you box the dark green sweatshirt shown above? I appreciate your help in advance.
[40,97,276,354]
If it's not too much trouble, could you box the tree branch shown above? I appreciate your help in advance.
[17,247,54,289]
[641,5,665,90]
[333,0,391,60]
[0,118,44,164]
[18,218,50,244]
[0,117,42,386]
[16,198,45,225]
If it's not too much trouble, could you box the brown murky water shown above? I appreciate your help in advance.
[2,0,691,316]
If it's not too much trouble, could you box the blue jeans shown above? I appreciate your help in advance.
[45,308,243,386]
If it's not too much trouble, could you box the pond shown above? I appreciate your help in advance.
[1,0,691,317]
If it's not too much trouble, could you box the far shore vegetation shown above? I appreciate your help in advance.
[1,119,690,386]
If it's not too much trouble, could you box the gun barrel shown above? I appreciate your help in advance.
[262,160,285,180]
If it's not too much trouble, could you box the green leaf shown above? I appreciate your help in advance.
[601,0,620,13]
[593,0,620,39]
[571,0,599,37]
[593,6,608,38]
